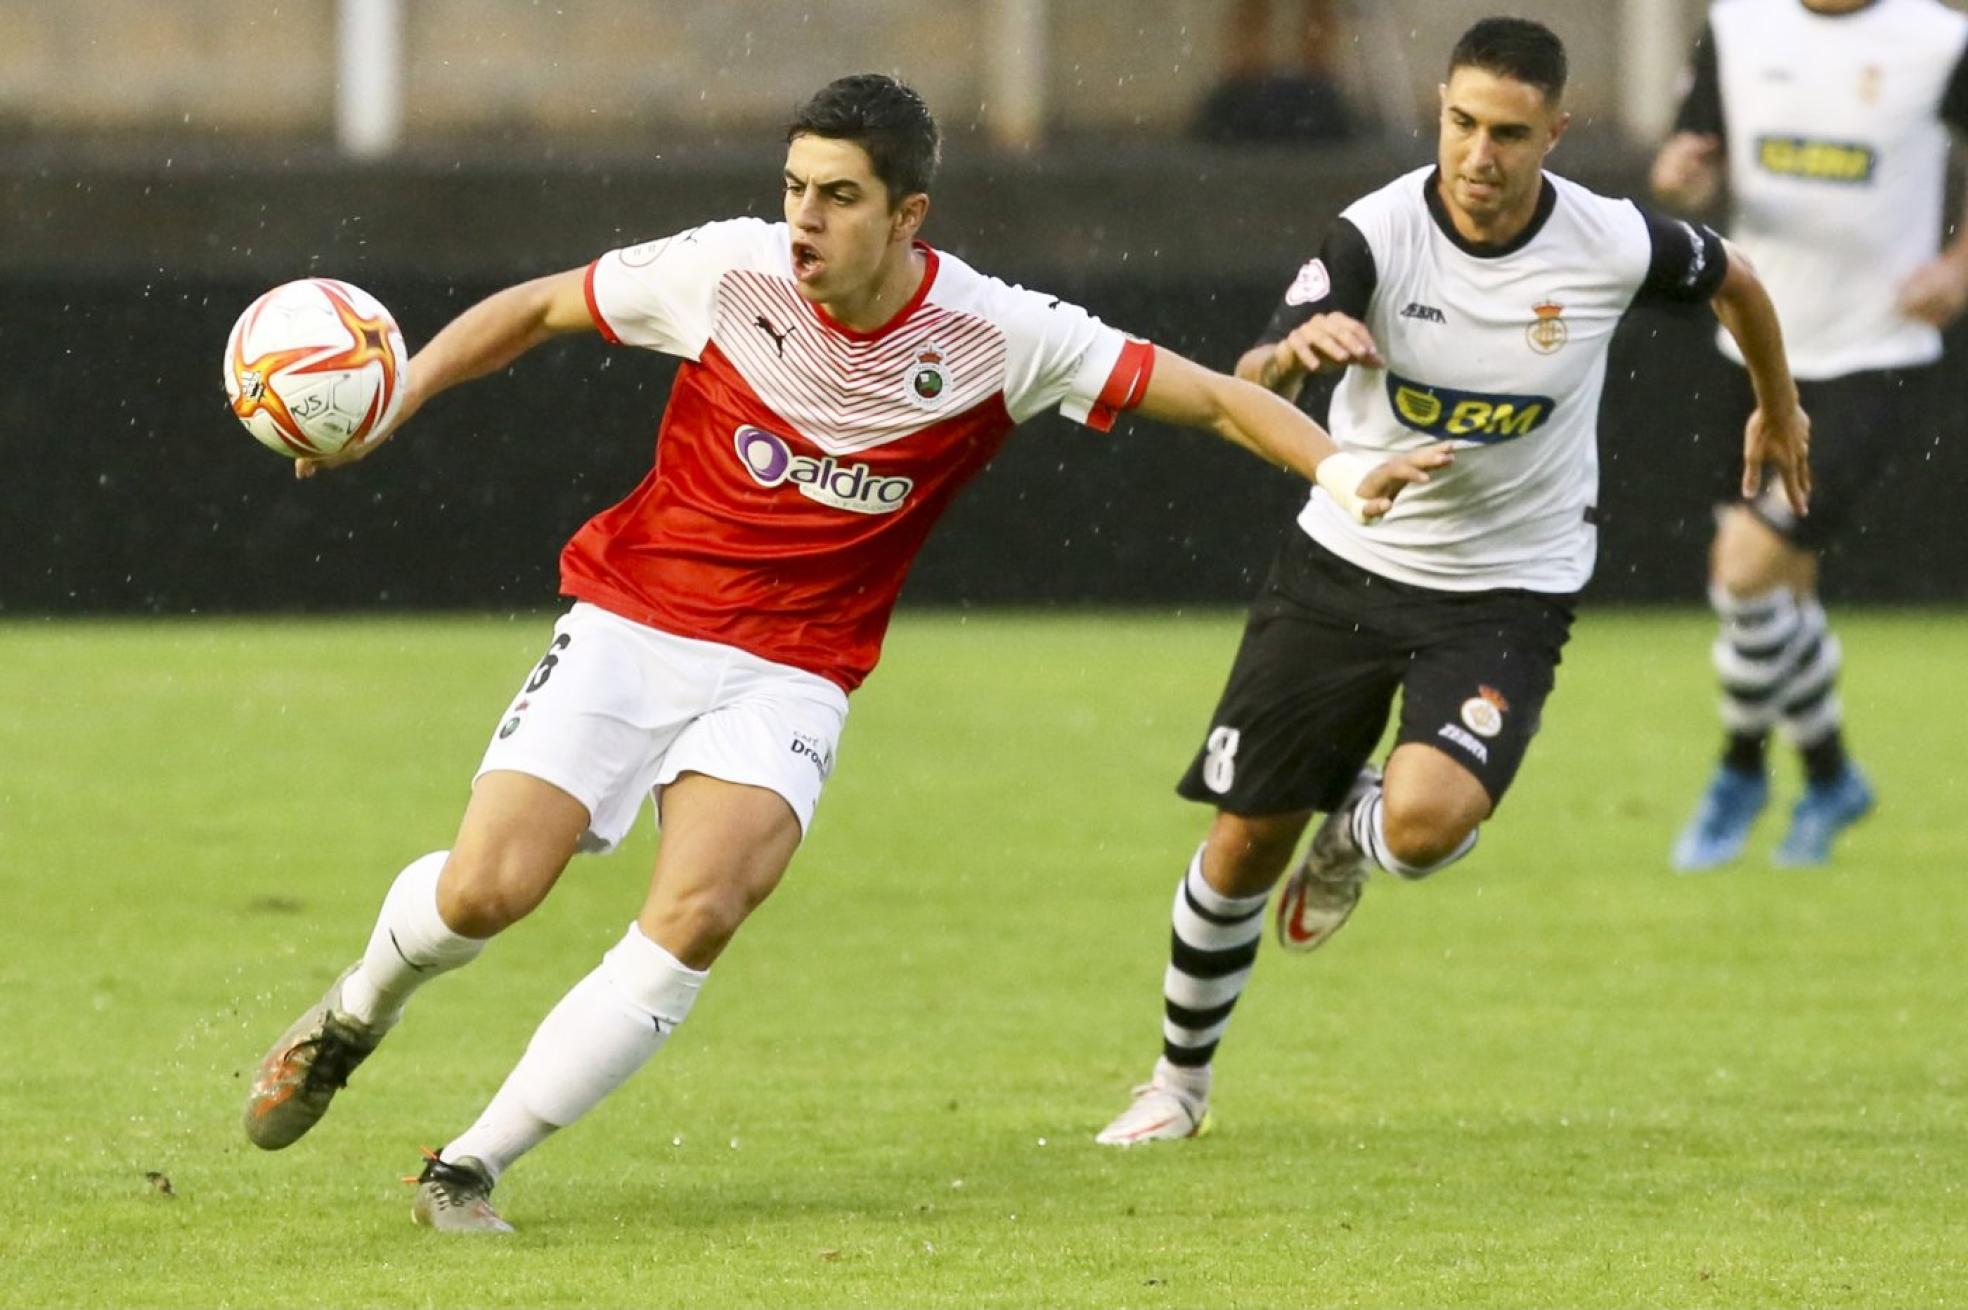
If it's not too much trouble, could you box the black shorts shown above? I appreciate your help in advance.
[1176,532,1576,816]
[1703,362,1940,551]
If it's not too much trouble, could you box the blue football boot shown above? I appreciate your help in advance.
[1773,765,1875,867]
[1672,766,1769,873]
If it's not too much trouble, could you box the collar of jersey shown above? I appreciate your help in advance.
[1423,168,1557,260]
[803,242,940,342]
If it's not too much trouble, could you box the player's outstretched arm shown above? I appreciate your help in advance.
[1709,240,1810,516]
[1134,346,1449,523]
[296,267,596,478]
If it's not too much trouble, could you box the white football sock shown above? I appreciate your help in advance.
[443,922,706,1180]
[338,851,486,1028]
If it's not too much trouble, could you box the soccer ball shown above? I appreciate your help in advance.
[223,278,409,459]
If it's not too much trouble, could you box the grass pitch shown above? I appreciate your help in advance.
[0,609,1963,1309]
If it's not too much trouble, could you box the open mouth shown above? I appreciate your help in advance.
[791,240,825,283]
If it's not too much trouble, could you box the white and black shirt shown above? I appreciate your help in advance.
[1257,166,1726,594]
[1675,0,1968,378]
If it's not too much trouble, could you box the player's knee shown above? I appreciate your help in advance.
[436,847,560,937]
[641,882,762,964]
[1711,552,1781,602]
[1711,512,1798,599]
[1206,811,1309,892]
[1379,791,1476,871]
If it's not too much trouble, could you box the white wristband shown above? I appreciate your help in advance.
[1314,451,1379,524]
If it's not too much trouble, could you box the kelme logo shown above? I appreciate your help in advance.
[1755,135,1876,184]
[733,425,914,515]
[1384,371,1556,445]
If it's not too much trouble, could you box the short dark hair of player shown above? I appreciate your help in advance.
[1447,17,1568,104]
[787,74,943,206]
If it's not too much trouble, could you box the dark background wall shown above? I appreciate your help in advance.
[3,143,1962,615]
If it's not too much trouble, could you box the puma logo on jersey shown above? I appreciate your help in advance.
[754,315,794,357]
[1385,371,1555,444]
[1400,302,1446,324]
[733,425,914,515]
[1755,135,1876,184]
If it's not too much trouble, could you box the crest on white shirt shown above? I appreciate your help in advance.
[904,345,953,409]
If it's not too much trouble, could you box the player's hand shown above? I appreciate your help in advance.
[1894,254,1968,327]
[293,382,424,479]
[1742,402,1811,518]
[1317,442,1454,524]
[1270,313,1385,387]
[295,429,391,479]
[1650,133,1722,212]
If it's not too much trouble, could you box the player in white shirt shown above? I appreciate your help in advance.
[1654,0,1968,870]
[237,74,1446,1232]
[1097,17,1811,1147]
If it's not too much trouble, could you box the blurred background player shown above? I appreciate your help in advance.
[239,73,1441,1232]
[1193,0,1361,145]
[1096,17,1811,1147]
[1656,0,1968,871]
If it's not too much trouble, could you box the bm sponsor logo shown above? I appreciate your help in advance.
[733,425,914,515]
[1755,135,1876,184]
[1384,371,1555,444]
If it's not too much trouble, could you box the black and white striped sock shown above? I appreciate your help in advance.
[1160,846,1267,1070]
[1777,599,1844,761]
[1709,585,1801,750]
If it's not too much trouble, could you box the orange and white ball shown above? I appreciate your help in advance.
[223,278,408,459]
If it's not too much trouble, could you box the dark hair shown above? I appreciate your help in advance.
[787,74,942,204]
[1448,17,1568,103]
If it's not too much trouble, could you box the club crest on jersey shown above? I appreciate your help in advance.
[1385,371,1555,444]
[733,425,914,515]
[1526,299,1568,355]
[904,346,952,409]
[1284,258,1331,306]
[1460,685,1509,739]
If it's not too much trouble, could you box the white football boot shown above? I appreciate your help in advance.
[1095,1060,1212,1146]
[1274,766,1379,953]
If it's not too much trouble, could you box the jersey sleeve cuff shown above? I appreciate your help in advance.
[1070,337,1156,432]
[584,257,623,345]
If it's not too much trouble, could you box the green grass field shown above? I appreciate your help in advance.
[1,609,1963,1308]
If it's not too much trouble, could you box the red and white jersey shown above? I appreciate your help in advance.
[566,218,1154,691]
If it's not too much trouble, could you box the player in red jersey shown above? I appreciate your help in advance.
[241,73,1447,1232]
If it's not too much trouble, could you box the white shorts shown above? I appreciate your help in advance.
[476,603,850,853]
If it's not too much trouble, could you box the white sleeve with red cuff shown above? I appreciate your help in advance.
[995,284,1155,430]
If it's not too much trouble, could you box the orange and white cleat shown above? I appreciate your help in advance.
[243,963,385,1149]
